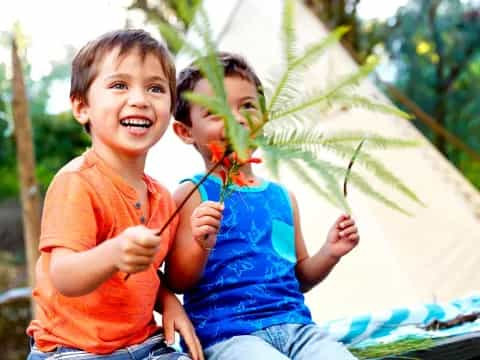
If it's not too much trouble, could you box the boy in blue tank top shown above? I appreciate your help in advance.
[166,52,359,360]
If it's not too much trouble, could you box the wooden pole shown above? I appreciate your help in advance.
[11,37,41,314]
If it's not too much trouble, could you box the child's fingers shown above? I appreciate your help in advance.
[337,218,354,231]
[339,225,358,238]
[181,328,202,360]
[202,200,224,211]
[192,205,223,221]
[348,233,360,243]
[193,215,222,229]
[162,318,175,345]
[133,233,161,249]
[195,225,220,237]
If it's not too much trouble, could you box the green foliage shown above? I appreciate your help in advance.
[306,0,480,191]
[257,0,421,214]
[364,0,480,188]
[349,337,436,359]
[0,50,89,200]
[164,0,422,214]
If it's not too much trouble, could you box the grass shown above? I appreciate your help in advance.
[349,337,437,359]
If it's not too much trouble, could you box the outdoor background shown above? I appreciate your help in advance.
[1,1,479,359]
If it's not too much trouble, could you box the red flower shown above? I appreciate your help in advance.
[219,169,227,184]
[246,157,262,164]
[208,142,226,162]
[222,156,231,168]
[231,172,250,186]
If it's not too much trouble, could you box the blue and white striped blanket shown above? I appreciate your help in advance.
[318,293,480,348]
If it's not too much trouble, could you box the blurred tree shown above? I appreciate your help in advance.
[304,0,480,189]
[11,35,41,301]
[0,55,89,201]
[304,0,364,58]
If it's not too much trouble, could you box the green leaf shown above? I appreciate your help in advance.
[290,26,350,70]
[282,0,296,65]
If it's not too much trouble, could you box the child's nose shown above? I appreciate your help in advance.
[128,88,148,108]
[233,112,248,128]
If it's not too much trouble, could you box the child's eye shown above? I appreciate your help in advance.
[149,84,166,94]
[110,82,127,90]
[241,102,258,111]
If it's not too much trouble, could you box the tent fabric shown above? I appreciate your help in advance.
[319,293,480,347]
[146,0,480,321]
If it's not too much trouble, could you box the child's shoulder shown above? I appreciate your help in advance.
[144,174,171,195]
[56,153,88,175]
[48,152,99,194]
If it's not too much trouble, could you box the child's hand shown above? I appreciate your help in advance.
[114,225,161,274]
[190,201,223,250]
[324,214,359,260]
[161,291,204,360]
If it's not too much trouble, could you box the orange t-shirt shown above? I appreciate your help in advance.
[27,150,178,354]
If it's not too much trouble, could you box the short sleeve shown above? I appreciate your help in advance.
[40,172,100,253]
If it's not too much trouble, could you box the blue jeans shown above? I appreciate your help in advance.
[204,323,357,360]
[27,333,191,360]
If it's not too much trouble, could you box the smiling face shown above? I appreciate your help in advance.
[174,75,261,166]
[72,46,172,161]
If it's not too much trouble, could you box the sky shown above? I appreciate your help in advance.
[0,0,408,113]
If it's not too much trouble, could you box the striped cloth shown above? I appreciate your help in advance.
[318,293,480,348]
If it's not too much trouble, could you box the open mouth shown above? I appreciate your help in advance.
[120,118,153,129]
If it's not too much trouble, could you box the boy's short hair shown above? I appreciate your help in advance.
[174,52,263,125]
[70,29,176,133]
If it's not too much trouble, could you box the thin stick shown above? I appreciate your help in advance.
[124,153,227,280]
[343,138,366,197]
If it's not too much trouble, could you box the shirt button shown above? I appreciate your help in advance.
[140,216,146,224]
[134,202,141,209]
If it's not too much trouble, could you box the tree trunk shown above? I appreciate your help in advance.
[11,37,41,315]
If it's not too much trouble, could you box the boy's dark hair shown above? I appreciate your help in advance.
[174,52,263,125]
[70,29,176,133]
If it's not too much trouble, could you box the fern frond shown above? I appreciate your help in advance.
[186,8,250,159]
[319,160,413,216]
[286,158,343,209]
[321,143,424,206]
[263,128,420,165]
[282,0,296,65]
[290,26,350,70]
[173,0,200,25]
[157,21,194,55]
[322,131,420,149]
[271,60,378,121]
[261,145,348,211]
[184,91,250,159]
[330,93,413,120]
[191,8,226,98]
[265,65,303,118]
[300,151,351,212]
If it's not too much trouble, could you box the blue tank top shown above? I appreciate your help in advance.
[182,174,313,349]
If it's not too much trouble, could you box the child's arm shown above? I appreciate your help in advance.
[290,191,360,293]
[165,182,223,293]
[50,226,161,296]
[156,277,204,360]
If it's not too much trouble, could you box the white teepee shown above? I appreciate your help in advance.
[146,0,480,322]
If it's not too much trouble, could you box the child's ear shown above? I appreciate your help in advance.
[172,121,195,144]
[71,97,89,126]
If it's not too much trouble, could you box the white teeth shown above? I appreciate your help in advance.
[120,118,152,127]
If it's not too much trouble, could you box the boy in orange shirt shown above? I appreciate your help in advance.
[26,29,222,360]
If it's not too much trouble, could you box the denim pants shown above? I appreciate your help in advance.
[204,323,357,360]
[27,333,191,360]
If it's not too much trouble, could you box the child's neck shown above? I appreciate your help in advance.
[207,162,261,186]
[92,145,146,189]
